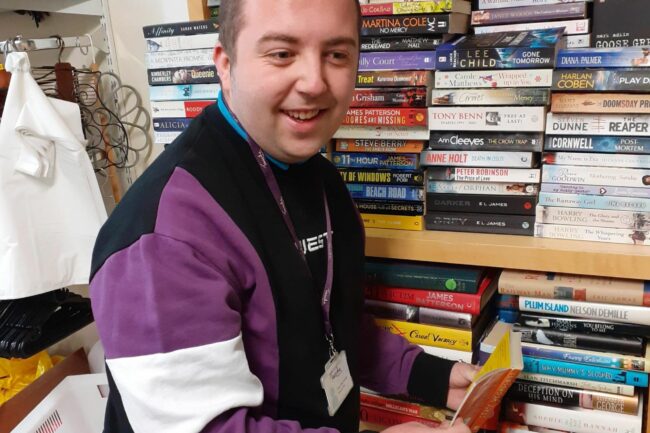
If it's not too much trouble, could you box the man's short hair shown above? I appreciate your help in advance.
[218,0,362,61]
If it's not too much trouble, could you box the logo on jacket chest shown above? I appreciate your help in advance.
[299,230,333,254]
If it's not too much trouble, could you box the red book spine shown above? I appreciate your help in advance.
[184,100,213,117]
[365,285,482,315]
[360,405,442,428]
[360,393,446,422]
[343,108,428,127]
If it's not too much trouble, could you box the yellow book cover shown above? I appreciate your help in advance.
[373,318,473,351]
[361,214,424,231]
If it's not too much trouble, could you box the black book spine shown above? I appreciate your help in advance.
[514,324,645,356]
[518,313,650,338]
[148,65,219,86]
[425,212,535,235]
[429,132,543,151]
[361,14,450,37]
[143,19,219,38]
[338,169,425,186]
[426,193,537,215]
[360,36,444,52]
[355,199,425,216]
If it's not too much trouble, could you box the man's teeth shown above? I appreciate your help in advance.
[285,110,320,120]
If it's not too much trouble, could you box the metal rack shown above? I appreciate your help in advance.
[0,34,93,54]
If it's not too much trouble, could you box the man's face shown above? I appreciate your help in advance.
[215,0,360,163]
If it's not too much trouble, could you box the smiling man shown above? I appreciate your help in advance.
[90,1,475,433]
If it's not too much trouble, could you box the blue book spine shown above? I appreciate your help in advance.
[436,47,555,71]
[538,192,650,212]
[522,346,646,371]
[332,152,419,171]
[358,51,436,71]
[522,356,649,387]
[544,135,650,154]
[148,83,221,101]
[346,184,424,202]
[557,48,650,69]
[153,117,193,132]
[498,308,520,323]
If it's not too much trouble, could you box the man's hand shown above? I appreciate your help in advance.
[446,362,479,411]
[381,421,471,433]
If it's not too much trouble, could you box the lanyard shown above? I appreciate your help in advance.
[220,98,337,353]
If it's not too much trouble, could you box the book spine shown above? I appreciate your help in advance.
[515,325,645,356]
[541,164,650,188]
[470,370,521,432]
[364,297,475,327]
[517,313,650,338]
[544,135,650,154]
[355,200,425,216]
[360,405,441,428]
[361,36,444,52]
[343,108,428,127]
[428,107,547,132]
[477,0,586,10]
[333,125,430,140]
[534,223,650,246]
[506,380,639,415]
[427,193,537,215]
[152,117,192,132]
[148,84,221,101]
[361,213,424,231]
[552,69,650,93]
[537,192,650,212]
[365,262,481,293]
[473,19,590,36]
[564,34,591,48]
[471,3,586,26]
[518,372,636,396]
[434,69,553,89]
[144,33,219,52]
[361,14,452,37]
[547,113,650,137]
[502,400,642,433]
[142,19,219,38]
[365,285,483,316]
[430,88,550,106]
[374,318,474,351]
[338,169,425,185]
[150,100,213,118]
[153,130,182,144]
[332,152,419,171]
[350,88,428,108]
[361,0,464,16]
[359,51,437,71]
[360,392,448,423]
[357,70,433,88]
[522,356,649,387]
[421,151,537,168]
[347,184,424,202]
[436,47,556,71]
[536,204,650,229]
[521,343,649,373]
[427,167,541,183]
[148,65,219,86]
[335,139,425,153]
[427,181,539,196]
[557,48,650,69]
[419,344,474,363]
[144,49,214,69]
[429,132,544,151]
[544,152,650,169]
[551,93,650,114]
[425,212,536,236]
[518,297,650,326]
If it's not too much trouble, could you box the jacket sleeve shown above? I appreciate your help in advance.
[358,313,455,407]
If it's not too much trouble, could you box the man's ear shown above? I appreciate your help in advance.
[214,42,232,100]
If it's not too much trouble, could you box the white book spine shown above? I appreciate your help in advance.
[564,34,591,48]
[150,100,212,118]
[477,0,587,9]
[422,151,536,168]
[435,69,553,89]
[154,130,183,144]
[538,192,650,212]
[428,107,546,132]
[545,152,650,169]
[517,372,635,396]
[429,167,542,183]
[534,223,650,245]
[547,113,650,137]
[148,84,221,101]
[541,164,650,188]
[535,205,650,230]
[429,181,538,195]
[333,125,430,140]
[419,345,473,363]
[474,18,590,36]
[503,399,643,433]
[518,296,650,326]
[144,48,214,69]
[145,33,219,52]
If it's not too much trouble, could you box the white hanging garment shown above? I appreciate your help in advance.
[0,52,107,300]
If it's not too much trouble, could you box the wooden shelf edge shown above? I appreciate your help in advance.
[365,228,650,280]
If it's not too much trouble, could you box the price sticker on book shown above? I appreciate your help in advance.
[320,350,353,416]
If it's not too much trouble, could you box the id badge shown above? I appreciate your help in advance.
[320,350,353,416]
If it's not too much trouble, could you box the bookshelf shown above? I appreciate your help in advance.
[187,0,209,21]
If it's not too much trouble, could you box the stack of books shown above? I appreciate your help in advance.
[424,29,562,236]
[471,0,591,49]
[361,258,498,427]
[333,0,471,231]
[493,270,648,433]
[536,46,650,245]
[143,19,220,146]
